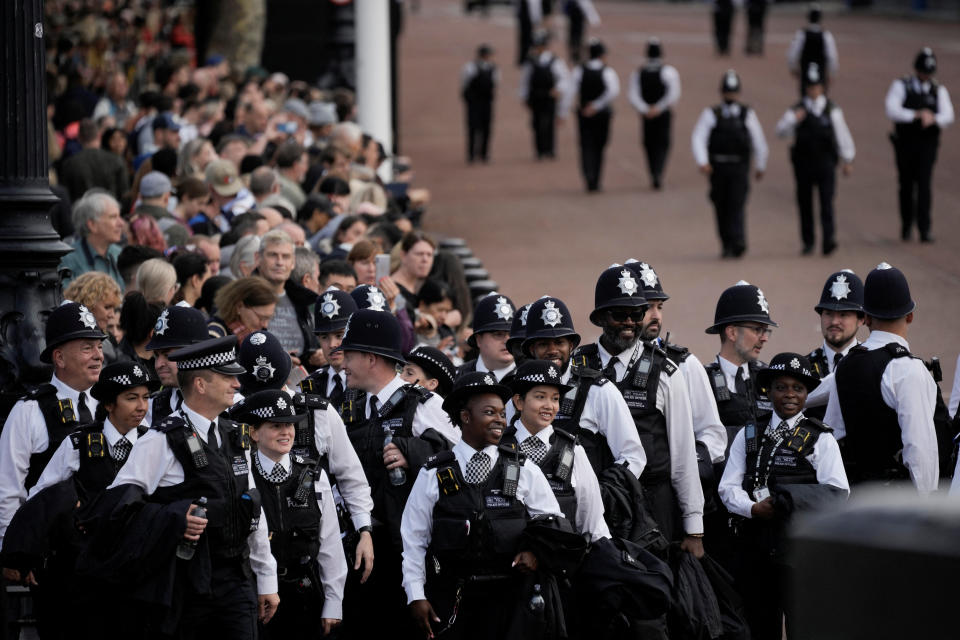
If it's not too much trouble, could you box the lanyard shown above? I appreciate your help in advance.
[752,421,789,490]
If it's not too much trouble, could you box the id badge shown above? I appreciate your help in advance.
[754,486,771,502]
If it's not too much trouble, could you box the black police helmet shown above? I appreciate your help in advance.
[862,262,915,320]
[915,47,936,74]
[334,308,406,364]
[808,3,822,23]
[146,304,209,351]
[522,297,581,356]
[314,288,358,334]
[624,259,669,301]
[350,284,390,312]
[647,38,662,60]
[238,331,292,393]
[590,264,647,326]
[721,69,741,93]
[755,352,821,395]
[229,389,306,426]
[405,346,457,397]
[441,371,514,422]
[705,281,777,334]
[169,335,247,376]
[509,359,574,397]
[40,301,108,364]
[588,38,606,59]
[91,361,161,405]
[469,293,516,349]
[805,62,823,86]
[815,270,864,314]
[506,302,533,354]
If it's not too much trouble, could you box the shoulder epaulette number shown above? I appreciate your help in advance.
[155,415,187,433]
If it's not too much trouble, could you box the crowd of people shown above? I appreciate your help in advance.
[0,1,957,640]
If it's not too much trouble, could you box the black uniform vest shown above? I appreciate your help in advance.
[708,104,751,163]
[896,76,941,142]
[252,454,322,573]
[465,64,495,103]
[835,344,912,483]
[152,414,260,560]
[799,29,826,77]
[804,347,832,422]
[579,65,607,110]
[741,416,826,495]
[70,421,147,500]
[639,63,666,104]
[792,100,838,162]
[299,366,345,409]
[555,362,616,475]
[500,426,577,524]
[289,391,329,462]
[150,387,180,428]
[529,55,556,105]
[426,444,528,579]
[704,359,772,454]
[23,384,81,490]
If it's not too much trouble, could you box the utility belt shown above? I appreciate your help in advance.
[640,471,671,487]
[711,154,748,164]
[277,556,316,582]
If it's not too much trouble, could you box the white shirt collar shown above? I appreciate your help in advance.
[597,340,636,371]
[821,339,857,360]
[863,330,909,351]
[585,59,604,70]
[369,374,406,417]
[453,439,499,471]
[717,355,748,380]
[326,368,346,396]
[179,402,219,445]
[515,420,552,444]
[803,94,827,115]
[257,449,290,475]
[770,411,804,430]
[102,417,141,447]
[476,358,516,381]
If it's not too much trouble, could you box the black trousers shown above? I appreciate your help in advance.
[517,7,533,66]
[642,110,672,184]
[176,562,258,640]
[529,99,557,158]
[567,1,585,63]
[713,7,734,55]
[793,156,837,250]
[260,563,325,639]
[709,161,750,255]
[745,4,767,54]
[577,110,612,191]
[735,529,794,640]
[641,477,684,544]
[465,101,493,162]
[894,137,939,238]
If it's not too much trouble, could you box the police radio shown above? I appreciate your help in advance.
[744,423,759,454]
[294,467,316,503]
[711,368,731,402]
[185,430,209,468]
[554,444,575,483]
[632,354,652,388]
[502,457,520,498]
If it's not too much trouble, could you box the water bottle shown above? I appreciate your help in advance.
[528,583,545,614]
[176,497,208,560]
[383,429,407,486]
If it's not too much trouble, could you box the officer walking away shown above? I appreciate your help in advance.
[145,304,210,427]
[825,263,939,492]
[458,292,517,380]
[885,47,954,243]
[564,0,600,63]
[567,38,619,192]
[787,4,838,95]
[401,372,564,640]
[692,70,768,258]
[775,62,855,256]
[744,0,768,56]
[719,353,848,640]
[461,44,499,164]
[803,270,864,420]
[229,389,347,639]
[520,29,570,160]
[628,38,681,190]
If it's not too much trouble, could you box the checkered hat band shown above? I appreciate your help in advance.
[252,406,276,419]
[179,348,236,370]
[110,375,132,385]
[518,373,546,383]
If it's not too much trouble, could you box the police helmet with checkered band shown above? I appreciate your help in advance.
[229,389,306,425]
[168,335,246,376]
[509,359,574,397]
[91,361,161,404]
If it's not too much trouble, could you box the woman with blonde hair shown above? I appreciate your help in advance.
[63,271,125,363]
[209,276,278,343]
[135,257,178,305]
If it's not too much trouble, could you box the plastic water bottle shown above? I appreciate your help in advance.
[176,497,208,560]
[528,583,545,614]
[383,430,407,486]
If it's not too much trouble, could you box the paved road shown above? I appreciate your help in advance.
[399,0,960,392]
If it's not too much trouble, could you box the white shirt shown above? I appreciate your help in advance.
[565,61,620,115]
[514,421,610,541]
[716,355,750,395]
[324,368,347,400]
[281,386,373,530]
[691,103,769,171]
[400,439,562,603]
[885,76,954,129]
[786,27,839,75]
[775,95,856,164]
[677,352,728,464]
[256,451,347,619]
[0,375,97,543]
[475,358,516,383]
[948,353,960,419]
[823,330,939,492]
[596,343,705,534]
[144,387,182,429]
[560,363,647,478]
[804,340,859,410]
[628,63,681,114]
[365,374,461,445]
[719,411,849,519]
[30,417,143,497]
[108,402,278,594]
[519,52,570,117]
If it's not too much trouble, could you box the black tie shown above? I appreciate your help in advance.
[369,395,380,419]
[734,368,748,396]
[209,421,220,451]
[833,352,843,371]
[77,392,93,424]
[601,359,618,383]
[332,375,344,401]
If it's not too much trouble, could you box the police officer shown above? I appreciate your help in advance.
[692,70,768,258]
[885,47,955,243]
[458,292,517,380]
[109,335,279,637]
[574,265,704,550]
[787,3,838,95]
[567,38,619,192]
[628,38,680,190]
[301,287,358,409]
[335,308,459,638]
[775,62,855,256]
[803,270,865,420]
[719,353,848,640]
[516,0,542,67]
[744,0,768,55]
[0,302,105,553]
[401,371,563,639]
[229,389,346,638]
[506,302,534,364]
[565,0,600,63]
[402,346,457,398]
[712,0,734,56]
[145,304,210,427]
[522,296,647,479]
[825,263,939,491]
[461,44,499,164]
[520,29,569,160]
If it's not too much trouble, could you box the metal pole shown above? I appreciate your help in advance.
[354,0,394,181]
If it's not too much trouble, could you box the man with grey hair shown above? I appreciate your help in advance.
[59,190,126,289]
[331,121,363,159]
[276,220,306,247]
[227,234,260,279]
[249,166,281,205]
[291,246,321,294]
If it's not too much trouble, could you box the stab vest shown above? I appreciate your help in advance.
[805,347,832,422]
[704,359,772,454]
[640,63,666,104]
[500,426,577,524]
[792,100,838,162]
[896,75,941,142]
[252,454,322,573]
[70,421,147,500]
[23,384,81,490]
[150,387,180,428]
[299,366,346,410]
[289,391,329,462]
[799,29,826,79]
[555,360,615,475]
[835,344,912,483]
[152,414,260,560]
[579,65,607,110]
[426,444,528,579]
[465,63,495,103]
[741,416,826,494]
[708,104,751,163]
[528,55,556,106]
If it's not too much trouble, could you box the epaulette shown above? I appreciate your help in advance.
[23,383,57,401]
[403,384,434,404]
[653,347,678,376]
[292,392,329,411]
[662,342,691,364]
[292,454,316,467]
[883,343,912,359]
[594,376,609,386]
[784,419,827,455]
[155,415,187,433]
[799,416,832,433]
[552,426,578,445]
[425,449,456,470]
[498,440,527,464]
